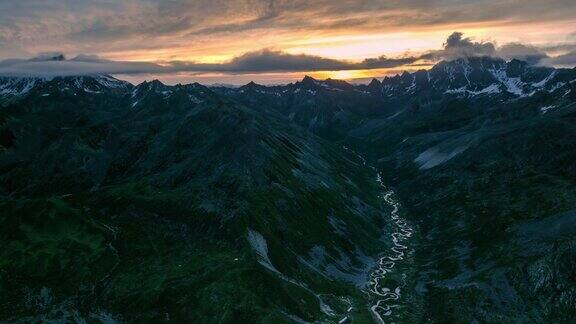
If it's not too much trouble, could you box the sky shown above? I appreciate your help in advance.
[0,0,575,84]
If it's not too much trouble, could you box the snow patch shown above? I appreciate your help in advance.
[0,77,39,96]
[415,145,469,170]
[247,229,281,274]
[533,71,556,87]
[540,105,557,114]
[445,83,501,96]
[188,94,202,104]
[490,68,525,96]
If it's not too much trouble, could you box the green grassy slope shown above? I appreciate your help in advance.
[0,85,388,322]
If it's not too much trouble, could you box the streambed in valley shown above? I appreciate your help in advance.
[342,146,416,323]
[368,172,415,323]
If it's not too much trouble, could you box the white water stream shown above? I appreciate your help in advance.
[342,146,415,323]
[368,172,414,323]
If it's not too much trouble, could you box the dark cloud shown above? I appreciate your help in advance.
[0,56,164,77]
[1,0,575,57]
[419,32,558,65]
[188,0,576,35]
[201,50,419,72]
[497,43,548,65]
[189,0,280,35]
[421,32,496,61]
[0,50,419,77]
[29,52,66,62]
[71,54,105,62]
[0,32,574,77]
[541,51,576,67]
[359,56,420,69]
[212,50,350,72]
[539,43,576,54]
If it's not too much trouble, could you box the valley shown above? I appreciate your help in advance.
[1,56,576,322]
[369,173,415,323]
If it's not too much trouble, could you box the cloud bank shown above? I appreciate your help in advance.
[0,50,421,77]
[421,32,496,61]
[0,33,574,78]
[542,51,576,67]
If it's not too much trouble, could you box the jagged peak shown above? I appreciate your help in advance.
[369,78,381,86]
[294,75,321,90]
[508,58,528,65]
[39,75,132,93]
[300,75,320,86]
[435,56,506,68]
[400,71,414,82]
[302,75,317,82]
[240,81,262,89]
[136,79,165,91]
[28,53,66,62]
[190,82,206,88]
[148,79,165,86]
[324,77,349,84]
[323,78,354,90]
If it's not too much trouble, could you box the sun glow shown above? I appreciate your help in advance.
[329,70,360,80]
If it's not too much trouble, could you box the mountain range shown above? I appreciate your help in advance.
[1,56,576,323]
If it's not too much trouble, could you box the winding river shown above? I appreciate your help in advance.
[341,146,415,323]
[368,172,414,323]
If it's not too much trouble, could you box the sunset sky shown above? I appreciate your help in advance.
[1,0,575,84]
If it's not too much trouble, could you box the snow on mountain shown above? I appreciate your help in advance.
[2,57,575,110]
[0,77,45,104]
[373,57,575,99]
[0,75,133,104]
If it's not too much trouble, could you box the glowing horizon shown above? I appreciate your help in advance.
[1,1,575,84]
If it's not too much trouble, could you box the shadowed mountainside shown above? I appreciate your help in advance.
[1,56,576,322]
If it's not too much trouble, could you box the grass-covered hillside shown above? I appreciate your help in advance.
[0,78,389,322]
